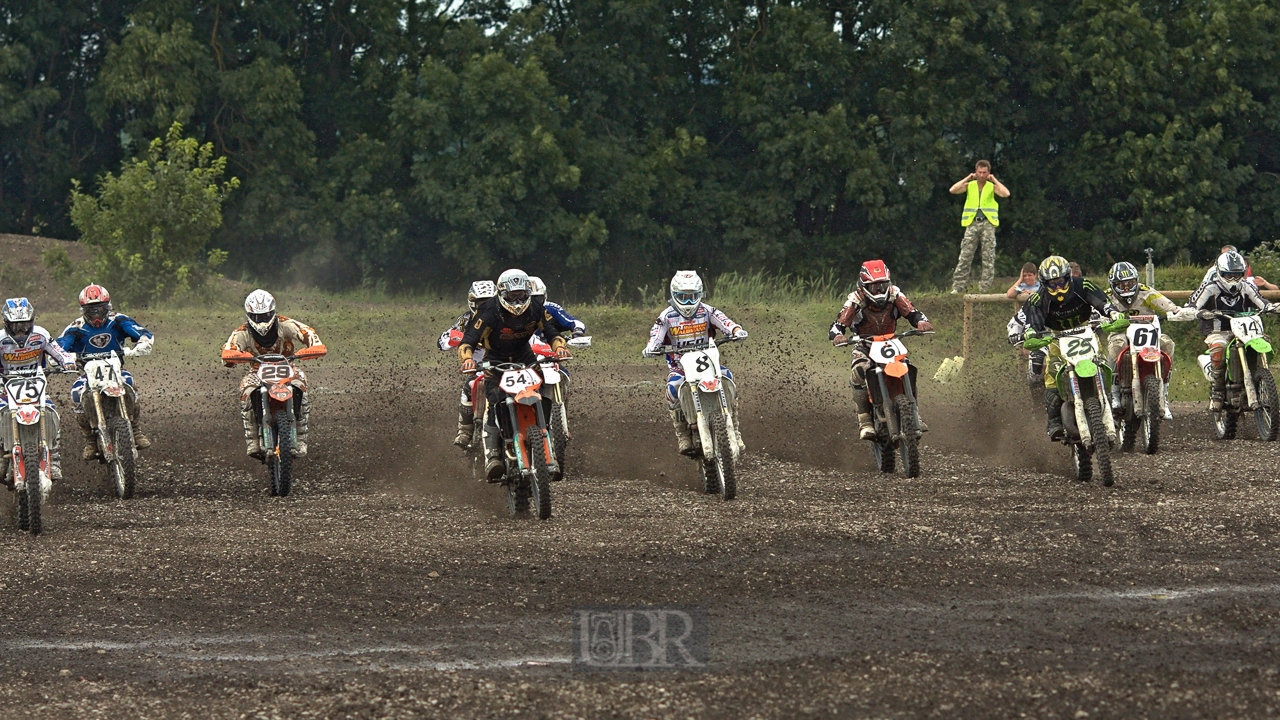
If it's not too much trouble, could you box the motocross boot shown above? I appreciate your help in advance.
[125,390,151,449]
[670,410,696,457]
[1209,363,1226,411]
[482,426,504,482]
[243,407,265,460]
[291,394,310,458]
[454,404,475,448]
[1045,388,1065,442]
[852,388,875,440]
[731,410,746,453]
[76,411,98,462]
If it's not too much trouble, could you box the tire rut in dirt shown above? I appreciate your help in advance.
[271,409,293,497]
[1254,368,1279,441]
[1084,396,1114,487]
[107,415,136,499]
[894,394,920,478]
[1140,374,1161,454]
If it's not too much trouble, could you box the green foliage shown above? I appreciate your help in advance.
[68,123,239,304]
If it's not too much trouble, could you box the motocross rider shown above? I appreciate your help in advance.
[56,284,155,462]
[457,269,572,481]
[1,297,75,481]
[438,281,497,448]
[1103,262,1183,420]
[528,276,586,339]
[828,261,934,440]
[641,270,748,457]
[1007,304,1046,407]
[1186,251,1277,410]
[1021,256,1128,441]
[220,290,327,458]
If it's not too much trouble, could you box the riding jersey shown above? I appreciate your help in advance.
[57,313,153,362]
[221,316,326,364]
[1022,278,1116,332]
[828,286,926,340]
[642,304,743,368]
[1105,286,1179,317]
[1,326,73,373]
[544,301,585,337]
[459,297,571,364]
[1187,277,1270,335]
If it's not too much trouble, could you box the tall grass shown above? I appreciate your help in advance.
[709,270,846,306]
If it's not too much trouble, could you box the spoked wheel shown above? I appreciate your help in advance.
[1139,374,1161,454]
[527,427,553,520]
[1119,389,1138,452]
[269,409,293,497]
[871,437,895,473]
[893,394,921,478]
[1071,443,1092,482]
[1212,408,1237,440]
[549,403,568,481]
[17,424,43,534]
[1083,396,1114,487]
[1254,368,1279,441]
[710,411,736,500]
[107,415,136,499]
[505,437,529,517]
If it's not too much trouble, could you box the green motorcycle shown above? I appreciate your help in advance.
[1197,309,1280,441]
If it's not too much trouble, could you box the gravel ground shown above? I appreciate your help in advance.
[2,351,1280,719]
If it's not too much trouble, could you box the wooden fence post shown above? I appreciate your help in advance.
[963,296,974,360]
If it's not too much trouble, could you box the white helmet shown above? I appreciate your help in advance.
[244,289,278,335]
[468,281,496,312]
[669,271,704,318]
[1214,251,1247,295]
[496,269,533,315]
[528,276,547,297]
[3,297,35,340]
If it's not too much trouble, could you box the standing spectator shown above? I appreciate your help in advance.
[1006,262,1040,300]
[949,160,1011,294]
[1069,262,1083,278]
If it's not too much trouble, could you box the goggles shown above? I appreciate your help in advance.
[864,280,890,296]
[1113,278,1137,294]
[673,291,701,306]
[248,311,276,326]
[6,321,32,337]
[1044,276,1070,294]
[1221,272,1245,283]
[503,290,530,304]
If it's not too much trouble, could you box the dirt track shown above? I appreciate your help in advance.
[3,349,1280,719]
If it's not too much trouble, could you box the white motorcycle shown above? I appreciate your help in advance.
[79,351,141,499]
[3,366,67,534]
[1028,322,1120,486]
[655,338,742,500]
[533,336,591,482]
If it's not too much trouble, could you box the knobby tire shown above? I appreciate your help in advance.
[1084,396,1114,487]
[107,415,136,499]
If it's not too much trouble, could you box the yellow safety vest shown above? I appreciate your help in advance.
[961,180,1000,227]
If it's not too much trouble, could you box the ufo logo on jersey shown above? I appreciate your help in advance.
[89,333,113,349]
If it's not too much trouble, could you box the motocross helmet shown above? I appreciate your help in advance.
[669,271,704,318]
[244,289,279,346]
[527,276,547,298]
[468,280,496,313]
[1038,256,1073,301]
[496,269,533,315]
[3,297,35,342]
[1107,261,1141,305]
[79,284,112,329]
[1214,251,1247,295]
[858,260,893,308]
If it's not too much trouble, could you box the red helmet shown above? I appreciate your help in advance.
[858,260,892,307]
[79,284,112,328]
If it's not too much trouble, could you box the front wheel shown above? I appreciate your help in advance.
[1139,374,1161,454]
[1083,396,1114,487]
[893,394,920,478]
[16,423,43,534]
[549,402,568,481]
[107,415,136,499]
[710,411,737,500]
[1071,443,1092,482]
[1211,407,1237,441]
[269,409,293,497]
[527,427,552,519]
[1254,368,1279,441]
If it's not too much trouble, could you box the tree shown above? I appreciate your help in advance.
[67,122,239,304]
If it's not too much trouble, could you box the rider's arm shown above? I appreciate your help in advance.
[641,314,669,357]
[221,328,252,366]
[545,301,586,337]
[831,294,861,340]
[1021,292,1048,332]
[1081,279,1120,319]
[893,294,928,328]
[42,334,74,368]
[1243,282,1271,311]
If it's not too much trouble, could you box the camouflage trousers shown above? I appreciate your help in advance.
[951,217,997,292]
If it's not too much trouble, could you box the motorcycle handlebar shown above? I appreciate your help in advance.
[835,330,935,348]
[646,336,743,357]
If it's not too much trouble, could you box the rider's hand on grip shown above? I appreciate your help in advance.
[1197,309,1217,321]
[554,346,571,360]
[832,333,847,347]
[1266,303,1280,315]
[733,328,748,340]
[917,321,934,333]
[460,358,476,373]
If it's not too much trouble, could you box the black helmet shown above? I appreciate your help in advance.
[1108,262,1140,305]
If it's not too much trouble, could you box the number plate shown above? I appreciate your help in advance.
[1058,331,1098,362]
[869,338,908,365]
[4,376,45,406]
[678,347,722,382]
[1231,315,1265,343]
[500,368,541,394]
[1126,319,1161,350]
[85,358,124,392]
[258,363,296,383]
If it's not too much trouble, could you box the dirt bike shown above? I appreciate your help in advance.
[482,357,571,519]
[225,349,325,496]
[79,351,143,498]
[1196,309,1280,441]
[652,338,742,500]
[1113,316,1172,455]
[532,336,591,482]
[840,330,934,478]
[1029,322,1120,486]
[3,365,70,534]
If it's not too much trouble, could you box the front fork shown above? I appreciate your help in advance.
[90,392,131,462]
[1239,345,1260,410]
[9,412,47,491]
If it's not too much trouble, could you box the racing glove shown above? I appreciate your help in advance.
[1196,309,1218,321]
[917,321,934,333]
[1022,328,1050,350]
[1266,303,1280,315]
[1167,307,1198,322]
[1099,315,1130,333]
[831,333,847,347]
[460,358,476,373]
[554,346,571,360]
[132,336,154,356]
[733,328,748,340]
